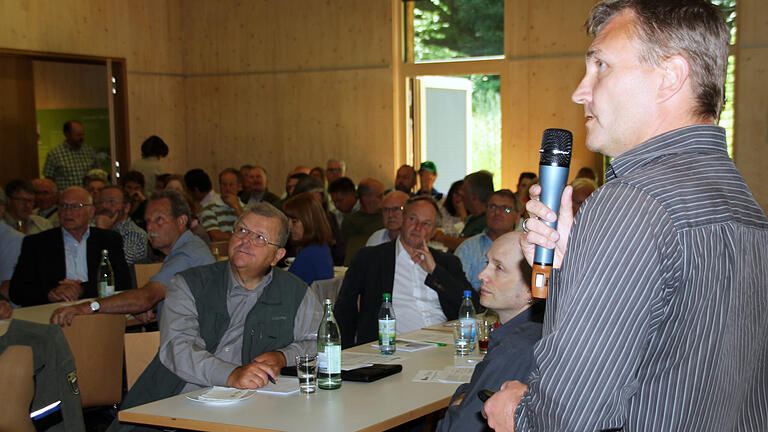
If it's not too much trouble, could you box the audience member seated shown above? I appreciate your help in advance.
[31,178,59,226]
[3,180,53,235]
[163,174,186,193]
[455,190,521,291]
[218,167,246,218]
[575,166,597,182]
[437,232,543,432]
[325,158,346,184]
[164,174,211,244]
[0,189,24,303]
[122,170,148,229]
[328,177,358,228]
[514,171,537,204]
[283,192,335,285]
[439,180,467,237]
[51,190,215,326]
[366,191,409,247]
[130,135,169,196]
[309,166,326,185]
[292,176,345,266]
[10,187,131,307]
[341,178,385,265]
[109,203,322,431]
[394,164,417,195]
[241,166,280,207]
[416,161,443,200]
[570,177,598,216]
[186,168,236,241]
[433,170,494,251]
[83,172,107,203]
[93,185,149,265]
[335,196,474,348]
[43,120,98,190]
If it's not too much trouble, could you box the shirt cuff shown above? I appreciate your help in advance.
[211,361,239,387]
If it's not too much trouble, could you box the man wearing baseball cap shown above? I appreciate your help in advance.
[416,161,443,201]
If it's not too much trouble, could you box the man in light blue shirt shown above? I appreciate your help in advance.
[454,190,520,290]
[51,190,214,325]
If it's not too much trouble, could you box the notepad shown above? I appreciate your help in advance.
[254,377,300,395]
[186,387,256,404]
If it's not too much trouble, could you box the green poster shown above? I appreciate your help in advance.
[36,108,112,178]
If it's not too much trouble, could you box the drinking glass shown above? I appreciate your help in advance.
[295,354,317,394]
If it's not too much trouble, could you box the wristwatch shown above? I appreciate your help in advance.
[90,300,101,313]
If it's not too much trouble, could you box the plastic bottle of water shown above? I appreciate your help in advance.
[317,298,342,390]
[97,249,115,298]
[378,293,396,355]
[458,290,476,352]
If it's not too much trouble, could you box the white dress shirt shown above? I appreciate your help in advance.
[391,238,446,335]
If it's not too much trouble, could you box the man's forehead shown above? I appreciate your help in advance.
[62,190,88,202]
[406,200,437,219]
[221,172,239,182]
[147,198,172,214]
[489,195,515,206]
[240,213,279,235]
[101,189,123,201]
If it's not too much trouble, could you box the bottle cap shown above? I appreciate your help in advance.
[463,290,472,297]
[324,298,332,305]
[382,293,391,300]
[101,249,108,255]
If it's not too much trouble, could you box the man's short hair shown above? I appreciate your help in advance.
[587,0,730,119]
[62,120,81,135]
[183,169,212,193]
[328,177,356,195]
[464,170,495,203]
[140,135,169,158]
[99,185,131,205]
[237,202,290,247]
[219,167,241,184]
[327,158,346,171]
[405,195,442,226]
[491,189,521,213]
[121,171,146,188]
[240,164,254,172]
[293,176,325,196]
[5,179,34,198]
[149,189,192,228]
[251,165,268,176]
[518,172,537,185]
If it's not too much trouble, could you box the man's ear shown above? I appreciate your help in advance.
[176,214,189,229]
[271,247,287,266]
[657,54,690,104]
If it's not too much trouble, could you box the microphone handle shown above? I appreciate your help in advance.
[531,165,569,298]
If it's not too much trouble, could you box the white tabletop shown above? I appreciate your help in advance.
[119,330,472,432]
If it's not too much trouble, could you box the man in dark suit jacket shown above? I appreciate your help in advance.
[335,196,476,348]
[10,187,131,307]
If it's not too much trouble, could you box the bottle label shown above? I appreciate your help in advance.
[459,317,476,343]
[318,346,341,374]
[378,319,396,346]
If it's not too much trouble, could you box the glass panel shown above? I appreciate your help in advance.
[412,0,504,62]
[710,0,737,44]
[721,54,736,158]
[466,75,501,187]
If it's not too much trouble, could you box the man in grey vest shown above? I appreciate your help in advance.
[109,203,322,431]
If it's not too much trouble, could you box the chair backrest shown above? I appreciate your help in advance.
[0,345,35,432]
[134,262,163,288]
[310,274,345,304]
[61,314,125,408]
[123,331,160,389]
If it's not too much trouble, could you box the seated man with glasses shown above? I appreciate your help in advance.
[110,203,323,430]
[365,190,410,247]
[454,189,521,291]
[336,196,476,348]
[50,189,214,326]
[3,179,53,235]
[9,186,131,306]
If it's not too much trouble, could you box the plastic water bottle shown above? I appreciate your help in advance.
[97,249,115,298]
[458,290,476,352]
[378,293,396,355]
[317,298,342,390]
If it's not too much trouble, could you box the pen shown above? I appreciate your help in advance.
[267,374,276,384]
[424,341,446,346]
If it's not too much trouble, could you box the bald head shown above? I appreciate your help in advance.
[478,231,532,324]
[357,178,384,213]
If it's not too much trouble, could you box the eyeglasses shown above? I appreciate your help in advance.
[383,206,404,214]
[10,196,34,205]
[488,204,514,214]
[60,202,93,211]
[233,225,281,247]
[326,168,342,172]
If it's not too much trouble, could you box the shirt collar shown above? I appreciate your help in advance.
[62,226,90,244]
[489,307,535,343]
[227,264,274,293]
[606,125,727,182]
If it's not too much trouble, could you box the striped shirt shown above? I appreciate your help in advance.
[43,142,99,190]
[199,194,237,233]
[516,125,768,431]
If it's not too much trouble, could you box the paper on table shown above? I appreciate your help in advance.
[186,386,256,403]
[399,329,455,345]
[371,341,436,352]
[254,378,299,395]
[412,367,475,384]
[342,352,407,370]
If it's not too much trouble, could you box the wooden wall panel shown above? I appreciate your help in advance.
[508,0,593,58]
[180,0,392,74]
[33,61,107,109]
[0,56,38,185]
[184,67,395,189]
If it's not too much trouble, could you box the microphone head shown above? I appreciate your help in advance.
[539,128,573,167]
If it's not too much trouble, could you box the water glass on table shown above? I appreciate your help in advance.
[295,354,317,394]
[453,320,473,355]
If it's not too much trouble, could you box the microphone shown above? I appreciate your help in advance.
[531,128,573,299]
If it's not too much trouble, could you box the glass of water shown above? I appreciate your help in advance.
[295,354,317,394]
[453,321,473,355]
